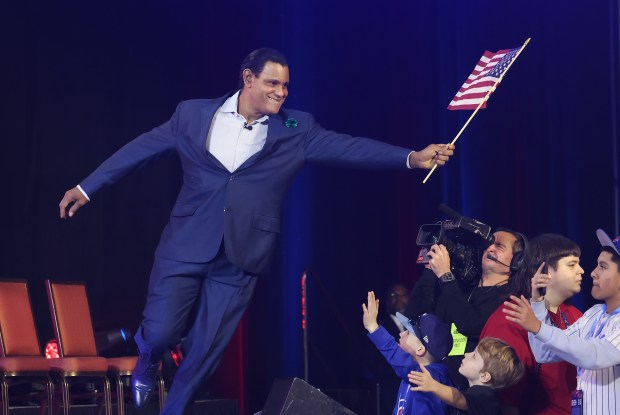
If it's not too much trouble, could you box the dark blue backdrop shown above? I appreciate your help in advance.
[2,0,619,413]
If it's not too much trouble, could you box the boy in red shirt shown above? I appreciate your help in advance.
[481,233,583,414]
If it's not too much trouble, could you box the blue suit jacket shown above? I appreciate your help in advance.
[80,93,412,274]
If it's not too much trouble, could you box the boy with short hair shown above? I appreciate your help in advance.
[363,291,454,414]
[504,228,620,415]
[408,337,524,415]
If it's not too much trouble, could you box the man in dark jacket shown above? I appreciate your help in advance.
[59,48,455,415]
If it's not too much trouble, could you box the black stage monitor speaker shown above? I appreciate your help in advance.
[260,378,357,415]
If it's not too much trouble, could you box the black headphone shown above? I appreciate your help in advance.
[509,232,529,273]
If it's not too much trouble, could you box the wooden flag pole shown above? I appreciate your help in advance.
[422,37,531,184]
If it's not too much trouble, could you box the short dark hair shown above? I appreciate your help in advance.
[512,233,581,298]
[601,246,620,271]
[238,48,288,89]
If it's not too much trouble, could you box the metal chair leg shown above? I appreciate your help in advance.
[113,375,124,415]
[46,376,54,415]
[158,374,166,411]
[0,376,8,415]
[59,376,70,415]
[103,376,112,415]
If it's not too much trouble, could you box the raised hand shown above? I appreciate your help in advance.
[362,291,380,333]
[503,295,542,334]
[427,244,452,277]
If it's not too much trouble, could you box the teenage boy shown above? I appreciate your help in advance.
[481,233,584,414]
[408,337,524,415]
[504,229,620,415]
[363,291,454,414]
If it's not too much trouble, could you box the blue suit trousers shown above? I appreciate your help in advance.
[134,248,258,415]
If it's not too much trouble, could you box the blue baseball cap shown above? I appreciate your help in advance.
[597,229,620,256]
[396,312,453,361]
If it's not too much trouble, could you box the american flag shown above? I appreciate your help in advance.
[447,47,521,110]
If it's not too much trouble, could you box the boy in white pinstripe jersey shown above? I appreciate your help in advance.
[504,229,620,415]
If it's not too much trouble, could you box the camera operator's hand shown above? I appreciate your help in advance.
[427,244,452,277]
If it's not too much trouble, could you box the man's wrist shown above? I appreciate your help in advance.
[77,184,90,201]
[407,151,416,169]
[439,272,455,283]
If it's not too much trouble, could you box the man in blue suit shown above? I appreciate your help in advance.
[59,48,455,414]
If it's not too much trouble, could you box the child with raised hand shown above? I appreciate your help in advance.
[363,291,454,414]
[408,337,524,415]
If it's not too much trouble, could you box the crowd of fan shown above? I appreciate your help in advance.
[364,227,620,415]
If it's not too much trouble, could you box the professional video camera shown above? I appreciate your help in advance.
[416,204,495,287]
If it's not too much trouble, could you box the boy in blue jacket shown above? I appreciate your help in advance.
[363,291,454,414]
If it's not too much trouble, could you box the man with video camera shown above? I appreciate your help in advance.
[405,227,526,389]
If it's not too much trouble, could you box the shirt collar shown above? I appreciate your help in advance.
[220,90,269,125]
[220,91,241,114]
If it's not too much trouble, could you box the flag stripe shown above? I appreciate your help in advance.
[447,47,520,110]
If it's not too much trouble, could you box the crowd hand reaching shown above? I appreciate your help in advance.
[531,262,550,302]
[503,295,542,334]
[410,364,467,410]
[427,244,451,277]
[59,187,89,219]
[362,291,380,334]
[409,144,456,170]
[408,365,438,393]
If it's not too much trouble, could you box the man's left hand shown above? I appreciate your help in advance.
[409,144,455,169]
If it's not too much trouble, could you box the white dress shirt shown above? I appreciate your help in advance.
[206,91,269,172]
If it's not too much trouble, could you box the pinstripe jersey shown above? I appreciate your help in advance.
[529,301,620,415]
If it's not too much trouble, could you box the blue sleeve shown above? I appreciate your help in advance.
[304,114,411,169]
[530,305,620,369]
[367,327,415,378]
[80,102,180,196]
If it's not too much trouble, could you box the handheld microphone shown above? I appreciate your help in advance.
[243,123,253,130]
[486,254,511,268]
